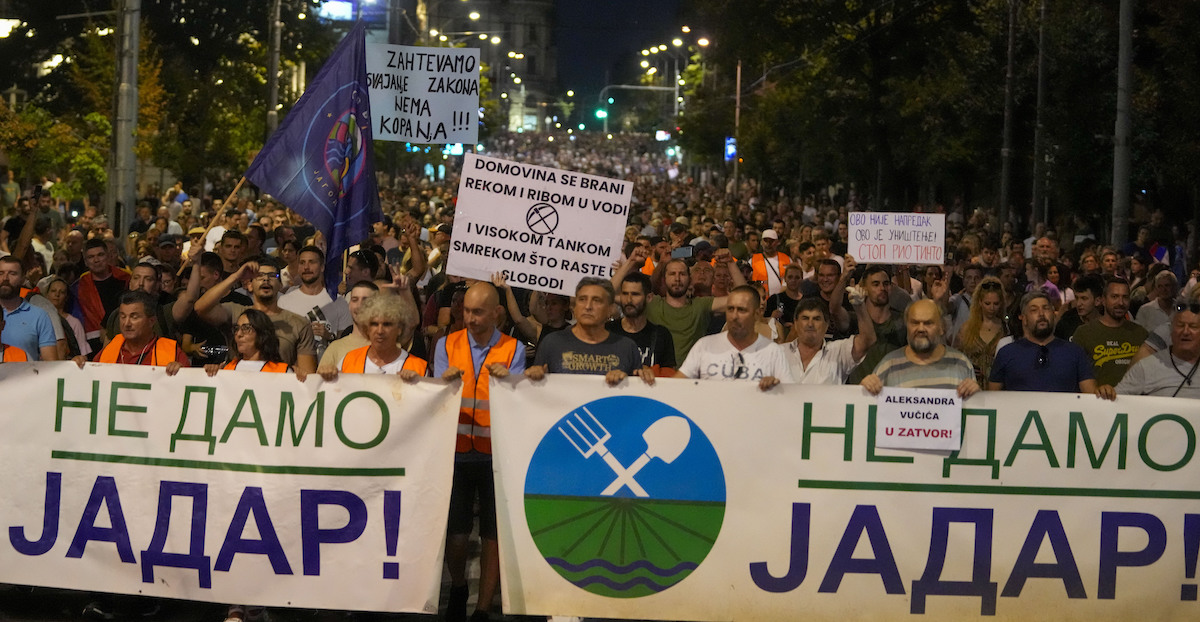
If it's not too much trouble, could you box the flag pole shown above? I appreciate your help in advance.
[177,176,247,275]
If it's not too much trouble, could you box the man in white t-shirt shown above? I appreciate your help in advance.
[279,245,334,316]
[677,285,792,390]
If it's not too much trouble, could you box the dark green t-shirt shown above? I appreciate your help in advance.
[1071,319,1149,387]
[646,296,715,365]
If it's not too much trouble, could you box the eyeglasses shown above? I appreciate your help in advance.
[1036,345,1049,369]
[256,271,281,280]
[233,324,255,334]
[732,352,749,379]
[1176,302,1200,314]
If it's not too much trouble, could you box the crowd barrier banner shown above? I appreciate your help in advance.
[491,375,1199,621]
[0,362,460,614]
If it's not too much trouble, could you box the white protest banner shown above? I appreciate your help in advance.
[0,362,459,613]
[848,211,946,265]
[492,376,1200,620]
[875,387,962,451]
[365,44,479,144]
[446,153,631,296]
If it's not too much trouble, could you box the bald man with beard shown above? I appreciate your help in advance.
[861,299,980,399]
[433,281,527,622]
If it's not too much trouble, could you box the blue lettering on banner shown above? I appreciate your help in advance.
[66,476,135,563]
[140,481,212,588]
[1001,510,1086,598]
[300,490,368,576]
[215,487,293,575]
[911,508,997,615]
[818,505,904,594]
[1098,512,1166,599]
[749,503,810,592]
[9,472,62,556]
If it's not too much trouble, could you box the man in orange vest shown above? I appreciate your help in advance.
[751,229,792,296]
[73,290,187,373]
[433,281,526,622]
[0,313,28,362]
[71,238,130,352]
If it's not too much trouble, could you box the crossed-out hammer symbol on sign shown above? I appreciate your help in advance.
[558,408,692,497]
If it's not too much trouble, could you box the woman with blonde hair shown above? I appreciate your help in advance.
[953,277,1009,385]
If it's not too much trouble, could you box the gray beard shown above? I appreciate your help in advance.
[911,336,938,354]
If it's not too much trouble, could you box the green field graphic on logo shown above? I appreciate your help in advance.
[524,396,725,598]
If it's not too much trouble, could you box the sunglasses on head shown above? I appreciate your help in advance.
[1176,302,1200,314]
[980,281,1003,291]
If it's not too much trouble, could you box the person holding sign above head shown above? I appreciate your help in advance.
[525,277,653,386]
[322,293,428,381]
[675,285,793,391]
[860,299,979,399]
[433,281,526,622]
[988,292,1096,393]
[204,309,292,375]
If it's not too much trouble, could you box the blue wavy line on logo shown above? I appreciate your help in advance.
[566,574,676,593]
[545,557,697,577]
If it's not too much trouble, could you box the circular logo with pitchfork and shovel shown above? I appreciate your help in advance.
[523,396,725,598]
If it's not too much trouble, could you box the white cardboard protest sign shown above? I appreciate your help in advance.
[847,211,946,265]
[874,387,962,451]
[446,154,631,296]
[365,44,479,144]
[0,362,459,613]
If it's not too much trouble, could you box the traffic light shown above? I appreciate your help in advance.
[595,109,608,119]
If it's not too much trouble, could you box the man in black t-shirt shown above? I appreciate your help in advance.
[526,278,652,386]
[608,272,676,375]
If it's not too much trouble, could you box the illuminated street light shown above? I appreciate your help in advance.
[430,29,439,36]
[490,36,500,44]
[640,60,649,68]
[681,25,691,33]
[672,38,683,47]
[297,12,306,19]
[567,90,574,97]
[697,37,710,47]
[469,11,480,20]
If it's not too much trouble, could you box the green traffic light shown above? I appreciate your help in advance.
[595,109,608,119]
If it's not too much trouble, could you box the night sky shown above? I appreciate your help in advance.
[554,0,683,109]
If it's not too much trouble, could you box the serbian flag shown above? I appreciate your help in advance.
[246,21,380,297]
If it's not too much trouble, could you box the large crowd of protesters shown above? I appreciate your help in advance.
[1,130,1198,621]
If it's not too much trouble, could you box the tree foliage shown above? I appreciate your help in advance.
[0,0,338,190]
[682,0,1200,225]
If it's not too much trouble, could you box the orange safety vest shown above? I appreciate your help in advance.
[222,360,291,373]
[96,335,179,365]
[1,344,28,362]
[339,346,429,376]
[444,330,518,454]
[751,252,792,285]
[640,256,656,276]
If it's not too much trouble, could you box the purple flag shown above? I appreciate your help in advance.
[246,22,380,297]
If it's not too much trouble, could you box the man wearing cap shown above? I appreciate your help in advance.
[751,229,792,296]
[182,226,206,256]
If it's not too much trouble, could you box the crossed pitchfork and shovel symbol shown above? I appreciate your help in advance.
[558,408,692,497]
